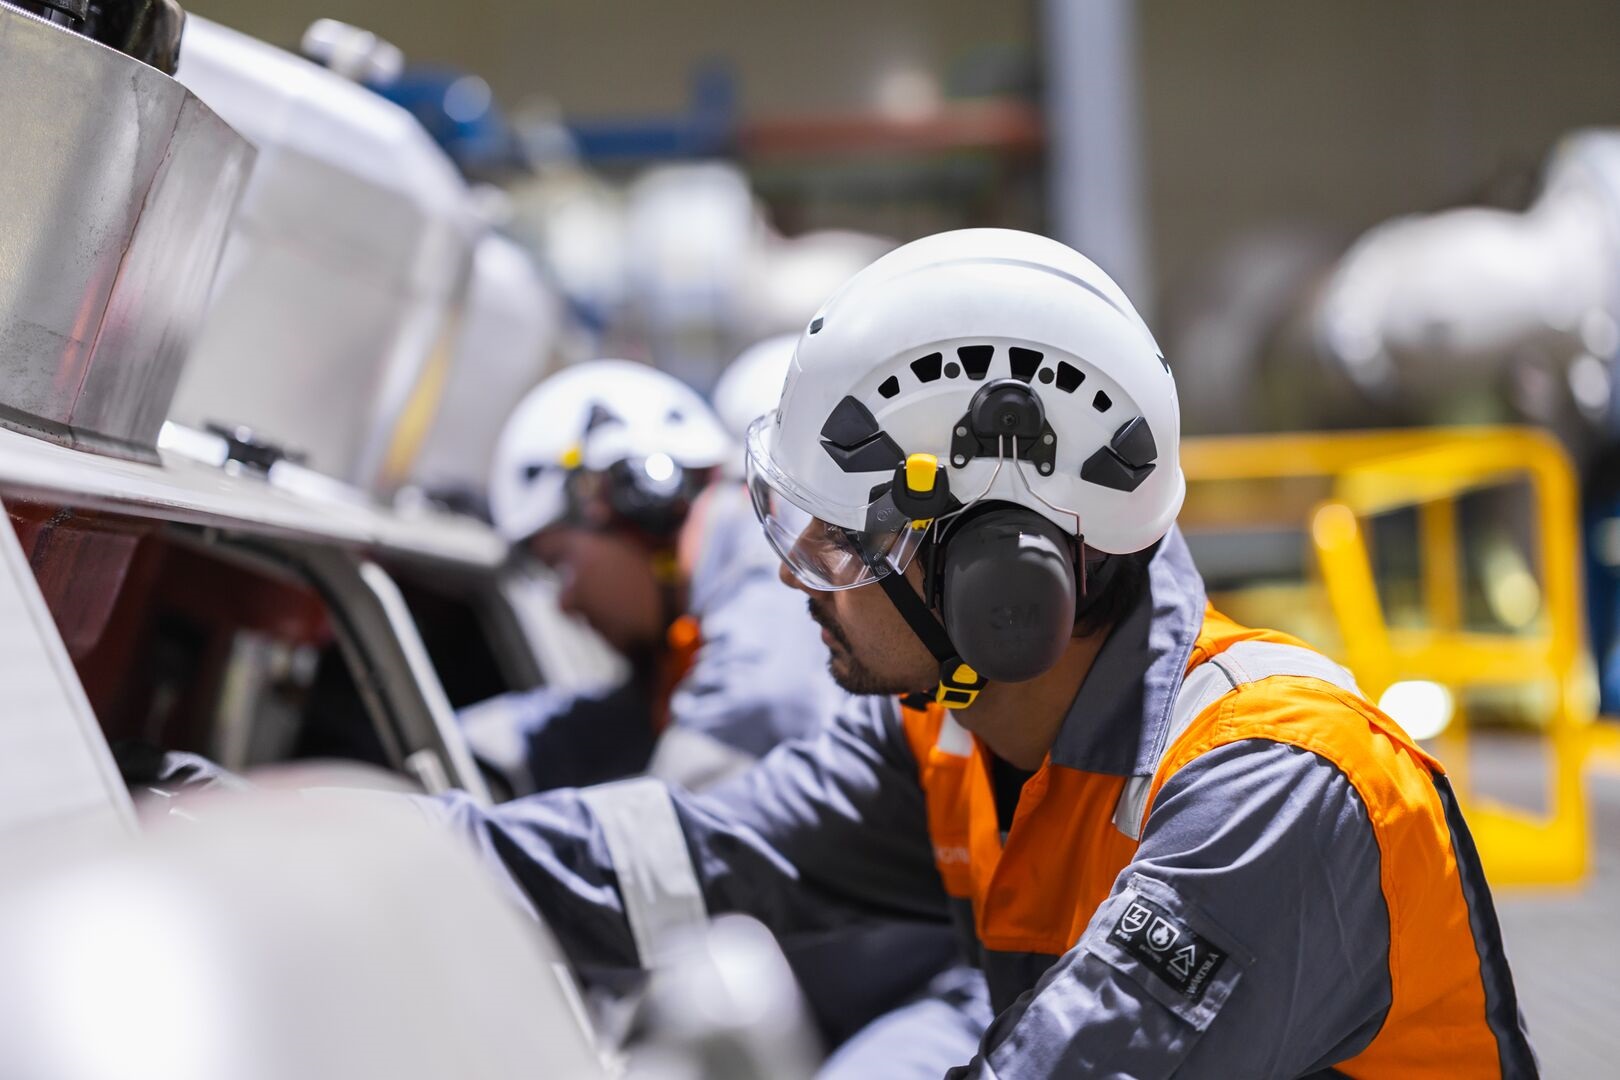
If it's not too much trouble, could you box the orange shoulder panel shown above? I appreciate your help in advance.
[1148,675,1495,1077]
[1187,603,1320,673]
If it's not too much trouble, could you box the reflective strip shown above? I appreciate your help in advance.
[1113,661,1234,838]
[580,777,708,967]
[1114,641,1361,839]
[1208,640,1360,696]
[936,714,974,756]
[647,726,758,791]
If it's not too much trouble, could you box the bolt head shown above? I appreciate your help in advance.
[1043,432,1055,444]
[953,455,966,467]
[955,426,968,437]
[1039,462,1053,475]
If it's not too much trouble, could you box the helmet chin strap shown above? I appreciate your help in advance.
[848,531,986,710]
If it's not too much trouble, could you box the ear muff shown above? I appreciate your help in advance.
[939,508,1077,683]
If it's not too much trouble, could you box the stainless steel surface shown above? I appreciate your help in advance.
[170,17,482,494]
[0,5,253,460]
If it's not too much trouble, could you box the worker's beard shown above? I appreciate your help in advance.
[807,599,910,696]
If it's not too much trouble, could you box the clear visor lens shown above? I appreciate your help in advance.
[745,416,925,591]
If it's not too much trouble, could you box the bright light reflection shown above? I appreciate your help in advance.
[1378,680,1455,741]
[442,75,492,123]
[644,452,676,483]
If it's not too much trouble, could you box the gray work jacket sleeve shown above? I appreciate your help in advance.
[425,694,949,974]
[460,677,657,795]
[950,740,1391,1080]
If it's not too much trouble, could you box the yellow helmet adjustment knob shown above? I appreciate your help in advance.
[905,452,939,494]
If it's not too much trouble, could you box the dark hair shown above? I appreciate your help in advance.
[922,502,1157,639]
[1073,541,1158,637]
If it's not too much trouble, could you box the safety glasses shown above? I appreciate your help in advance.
[744,415,925,591]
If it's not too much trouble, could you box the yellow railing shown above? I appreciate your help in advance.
[1182,427,1593,885]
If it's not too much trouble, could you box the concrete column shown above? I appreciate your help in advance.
[1042,0,1152,314]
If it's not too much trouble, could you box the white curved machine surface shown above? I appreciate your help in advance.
[1312,128,1620,431]
[170,15,484,494]
[410,232,564,508]
[0,792,606,1080]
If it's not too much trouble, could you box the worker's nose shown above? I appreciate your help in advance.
[779,559,815,595]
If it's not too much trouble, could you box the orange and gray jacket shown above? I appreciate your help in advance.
[430,529,1536,1077]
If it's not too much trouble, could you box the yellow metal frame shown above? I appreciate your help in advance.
[1182,427,1592,885]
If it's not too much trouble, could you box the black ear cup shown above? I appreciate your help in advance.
[940,508,1076,683]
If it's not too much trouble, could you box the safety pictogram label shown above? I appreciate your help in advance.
[1146,915,1178,952]
[1111,894,1227,1002]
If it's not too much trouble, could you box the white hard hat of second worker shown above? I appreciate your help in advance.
[745,228,1184,706]
[713,333,799,444]
[490,360,731,542]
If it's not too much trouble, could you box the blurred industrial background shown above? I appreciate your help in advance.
[188,0,1620,310]
[3,0,1620,1075]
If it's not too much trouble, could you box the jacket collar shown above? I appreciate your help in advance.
[1047,526,1206,776]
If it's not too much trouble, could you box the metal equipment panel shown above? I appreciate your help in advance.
[0,425,505,567]
[0,4,253,460]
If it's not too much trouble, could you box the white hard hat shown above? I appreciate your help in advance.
[489,359,731,541]
[746,228,1182,593]
[713,333,799,444]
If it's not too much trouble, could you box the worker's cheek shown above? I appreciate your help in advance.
[566,534,665,653]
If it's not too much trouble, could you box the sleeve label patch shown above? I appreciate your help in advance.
[1110,895,1227,1002]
